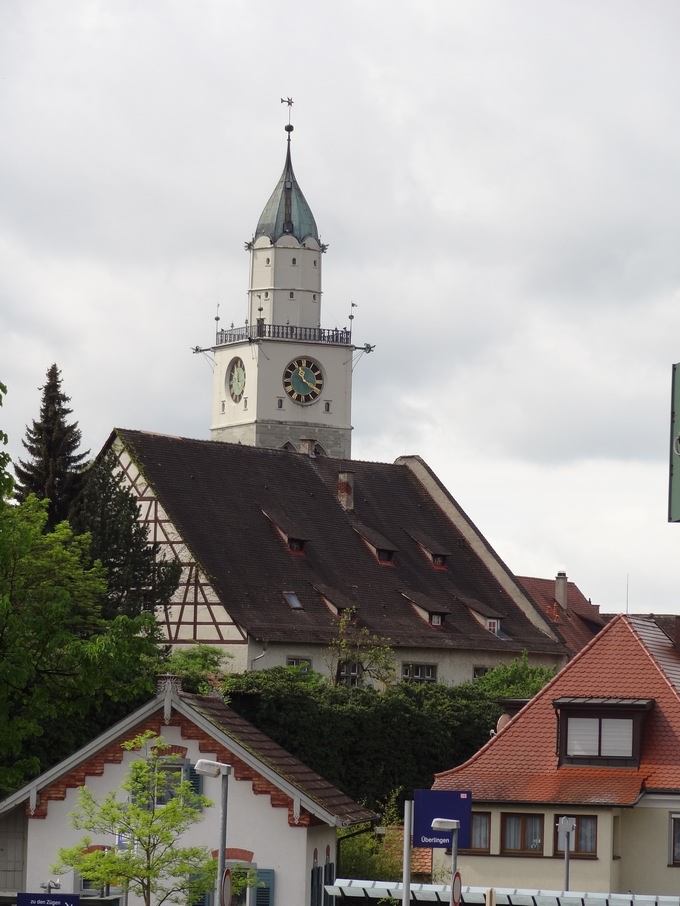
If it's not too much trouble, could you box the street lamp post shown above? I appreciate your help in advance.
[431,818,460,906]
[195,759,232,906]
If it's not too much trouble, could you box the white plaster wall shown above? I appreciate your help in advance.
[252,642,559,687]
[25,726,331,906]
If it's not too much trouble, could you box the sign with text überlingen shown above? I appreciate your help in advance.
[412,789,472,848]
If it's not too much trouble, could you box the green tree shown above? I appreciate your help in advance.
[70,450,180,621]
[14,364,89,529]
[473,651,556,698]
[338,790,403,881]
[55,732,216,906]
[161,644,229,693]
[0,381,13,501]
[326,607,396,686]
[0,496,162,794]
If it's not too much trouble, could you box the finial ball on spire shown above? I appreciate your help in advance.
[285,124,294,134]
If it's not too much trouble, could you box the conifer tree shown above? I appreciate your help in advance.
[14,364,89,528]
[70,450,180,621]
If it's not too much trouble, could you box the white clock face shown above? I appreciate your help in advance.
[227,357,246,403]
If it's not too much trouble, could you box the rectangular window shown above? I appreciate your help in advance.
[402,663,437,683]
[555,815,597,856]
[286,656,311,673]
[567,717,633,758]
[338,661,361,687]
[462,813,490,853]
[671,814,680,866]
[501,813,544,855]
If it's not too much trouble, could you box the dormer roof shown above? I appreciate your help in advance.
[255,128,319,244]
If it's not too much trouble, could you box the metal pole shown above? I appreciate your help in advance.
[451,824,459,879]
[217,769,230,906]
[402,800,412,906]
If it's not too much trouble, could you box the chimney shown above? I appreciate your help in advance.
[338,471,355,511]
[298,438,316,456]
[555,571,569,611]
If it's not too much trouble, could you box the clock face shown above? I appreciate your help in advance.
[283,357,324,404]
[227,357,246,403]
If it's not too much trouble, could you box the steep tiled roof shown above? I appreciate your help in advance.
[182,693,374,825]
[518,575,606,657]
[433,615,680,805]
[115,430,563,656]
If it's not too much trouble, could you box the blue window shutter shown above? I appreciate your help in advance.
[187,764,204,807]
[255,869,275,906]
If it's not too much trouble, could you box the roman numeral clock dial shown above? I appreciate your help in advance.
[283,357,324,404]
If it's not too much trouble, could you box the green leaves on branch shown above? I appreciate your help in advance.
[54,732,215,906]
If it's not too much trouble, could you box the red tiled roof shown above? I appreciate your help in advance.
[433,615,680,806]
[518,575,606,657]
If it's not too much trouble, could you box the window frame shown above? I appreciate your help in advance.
[670,813,680,867]
[554,699,653,767]
[338,661,362,687]
[401,663,437,684]
[286,656,312,673]
[554,814,598,858]
[459,812,491,854]
[500,813,544,856]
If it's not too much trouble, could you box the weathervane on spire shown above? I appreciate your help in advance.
[280,97,294,134]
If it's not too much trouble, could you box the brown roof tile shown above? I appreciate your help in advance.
[116,430,564,657]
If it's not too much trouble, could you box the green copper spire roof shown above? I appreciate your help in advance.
[255,125,319,243]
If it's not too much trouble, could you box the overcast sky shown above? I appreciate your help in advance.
[2,0,680,615]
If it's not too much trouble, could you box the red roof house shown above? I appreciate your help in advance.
[432,615,680,895]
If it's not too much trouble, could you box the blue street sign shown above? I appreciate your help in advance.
[413,789,472,848]
[18,894,80,906]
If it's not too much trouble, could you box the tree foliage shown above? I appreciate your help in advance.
[473,651,556,698]
[222,655,554,810]
[161,644,230,693]
[325,607,396,686]
[14,364,89,529]
[0,381,13,501]
[338,790,403,881]
[55,732,216,906]
[0,496,162,794]
[70,450,180,621]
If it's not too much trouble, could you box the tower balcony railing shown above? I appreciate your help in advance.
[215,321,352,347]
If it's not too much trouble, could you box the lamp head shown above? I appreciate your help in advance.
[431,818,460,832]
[194,759,232,777]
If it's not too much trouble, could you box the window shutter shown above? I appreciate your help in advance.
[187,764,204,807]
[255,869,275,906]
[322,862,334,906]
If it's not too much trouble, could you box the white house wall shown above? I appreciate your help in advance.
[24,723,334,906]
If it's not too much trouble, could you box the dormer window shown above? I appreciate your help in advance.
[352,522,398,566]
[400,589,449,627]
[553,697,653,767]
[432,553,447,568]
[486,618,499,635]
[261,509,308,555]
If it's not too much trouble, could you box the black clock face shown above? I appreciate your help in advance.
[228,357,246,403]
[283,357,324,404]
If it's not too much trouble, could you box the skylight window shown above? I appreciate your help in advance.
[283,591,304,610]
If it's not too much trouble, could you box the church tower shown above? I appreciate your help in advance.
[210,121,354,458]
